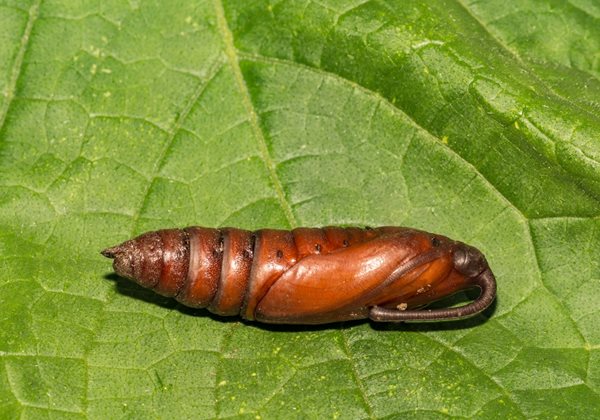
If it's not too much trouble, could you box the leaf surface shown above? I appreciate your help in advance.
[1,0,599,418]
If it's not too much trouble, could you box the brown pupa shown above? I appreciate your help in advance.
[102,226,496,324]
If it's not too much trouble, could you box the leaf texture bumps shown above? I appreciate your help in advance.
[0,0,599,418]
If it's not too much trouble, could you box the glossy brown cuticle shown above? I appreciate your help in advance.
[102,226,496,324]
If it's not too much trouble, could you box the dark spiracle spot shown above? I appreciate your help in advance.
[276,250,283,259]
[431,237,441,247]
[343,240,350,247]
[315,243,322,253]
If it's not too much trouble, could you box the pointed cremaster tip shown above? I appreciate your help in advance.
[101,246,120,259]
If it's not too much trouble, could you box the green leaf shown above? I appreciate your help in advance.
[1,0,599,418]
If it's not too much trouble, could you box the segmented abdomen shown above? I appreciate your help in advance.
[104,226,399,320]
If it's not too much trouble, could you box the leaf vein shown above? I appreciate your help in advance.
[420,333,527,417]
[128,58,224,234]
[340,330,376,419]
[213,0,297,228]
[454,0,600,120]
[239,51,527,222]
[0,0,41,136]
